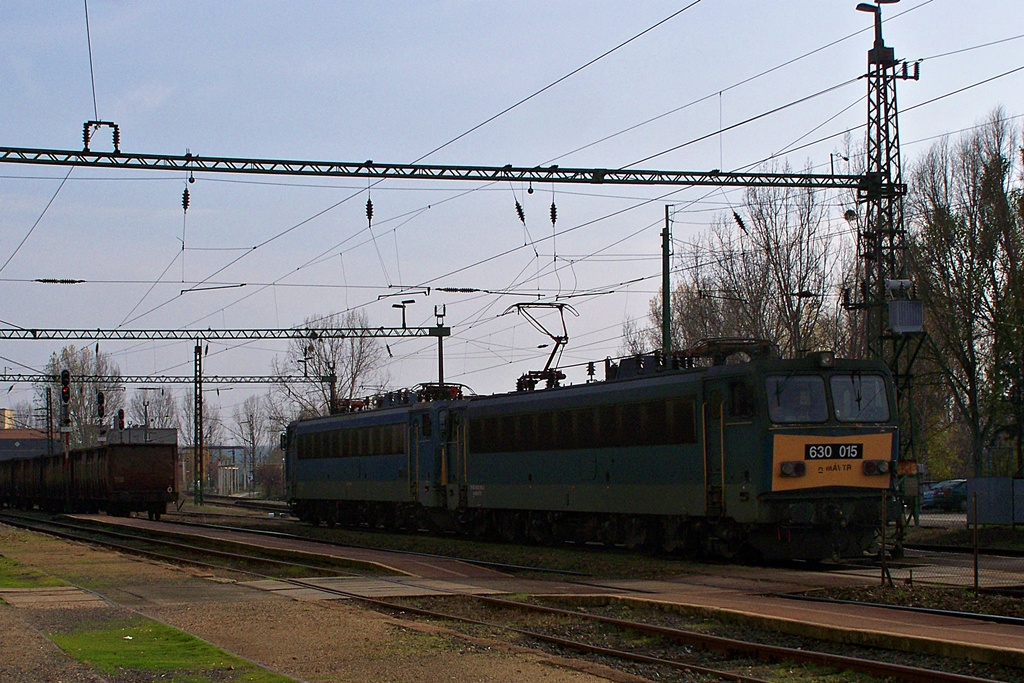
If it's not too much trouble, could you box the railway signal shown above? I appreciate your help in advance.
[97,391,105,418]
[60,369,70,404]
[117,408,125,431]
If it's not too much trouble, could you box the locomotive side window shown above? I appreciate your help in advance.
[498,415,515,451]
[729,381,753,417]
[666,398,697,443]
[598,405,619,447]
[830,374,890,422]
[646,401,668,444]
[765,375,828,423]
[536,411,554,447]
[575,408,597,448]
[555,411,574,450]
[468,397,697,453]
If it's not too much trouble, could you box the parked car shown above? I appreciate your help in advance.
[921,479,967,511]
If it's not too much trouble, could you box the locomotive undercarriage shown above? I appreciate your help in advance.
[291,497,881,561]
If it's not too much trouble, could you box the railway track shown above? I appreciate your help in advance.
[366,594,1001,683]
[199,493,289,514]
[1,510,1010,682]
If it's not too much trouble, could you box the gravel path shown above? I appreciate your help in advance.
[0,524,640,682]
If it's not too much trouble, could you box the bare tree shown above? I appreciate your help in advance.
[40,345,125,447]
[177,394,222,450]
[11,400,35,430]
[908,109,1021,476]
[177,392,223,492]
[628,161,852,360]
[127,386,178,429]
[226,394,271,494]
[270,310,389,417]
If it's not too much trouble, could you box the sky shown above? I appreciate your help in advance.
[1,0,1023,425]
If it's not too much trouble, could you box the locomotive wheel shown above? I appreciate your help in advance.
[659,517,682,553]
[527,513,554,545]
[621,516,649,550]
[497,512,523,543]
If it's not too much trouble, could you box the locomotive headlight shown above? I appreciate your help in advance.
[862,459,891,475]
[780,461,806,477]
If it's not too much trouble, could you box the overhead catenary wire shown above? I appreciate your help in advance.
[83,0,99,122]
[409,0,705,165]
[127,1,709,334]
[37,3,1024,385]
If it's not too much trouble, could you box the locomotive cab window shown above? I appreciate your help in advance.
[765,375,827,423]
[830,373,890,422]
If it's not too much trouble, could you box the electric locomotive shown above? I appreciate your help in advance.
[285,339,898,561]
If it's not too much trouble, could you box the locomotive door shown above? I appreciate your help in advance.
[411,409,444,508]
[702,383,726,518]
[440,408,468,510]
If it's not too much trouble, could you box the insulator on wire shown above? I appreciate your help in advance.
[112,127,121,153]
[366,198,374,226]
[515,200,525,224]
[732,211,747,234]
[182,187,190,213]
[550,201,557,226]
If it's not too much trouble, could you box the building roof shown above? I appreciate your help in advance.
[0,428,48,440]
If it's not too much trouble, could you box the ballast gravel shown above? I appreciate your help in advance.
[0,524,639,683]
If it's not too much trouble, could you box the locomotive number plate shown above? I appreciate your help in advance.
[804,443,863,460]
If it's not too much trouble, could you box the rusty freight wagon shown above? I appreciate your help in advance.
[0,443,178,520]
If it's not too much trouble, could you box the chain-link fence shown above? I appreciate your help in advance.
[875,484,1024,591]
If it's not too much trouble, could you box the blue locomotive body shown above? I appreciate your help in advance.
[286,347,898,561]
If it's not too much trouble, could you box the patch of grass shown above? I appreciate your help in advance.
[49,614,293,682]
[0,555,66,589]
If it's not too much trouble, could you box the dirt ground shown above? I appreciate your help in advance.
[0,525,642,683]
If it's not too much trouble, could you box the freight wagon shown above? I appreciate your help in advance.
[0,443,178,520]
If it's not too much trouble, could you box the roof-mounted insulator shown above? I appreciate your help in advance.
[366,197,374,227]
[550,201,557,227]
[515,200,525,224]
[182,187,190,213]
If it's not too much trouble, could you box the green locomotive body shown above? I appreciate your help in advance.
[287,342,897,561]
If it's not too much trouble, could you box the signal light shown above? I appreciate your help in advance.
[97,391,105,418]
[117,408,125,430]
[60,369,70,404]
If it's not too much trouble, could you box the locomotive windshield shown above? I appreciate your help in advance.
[765,375,828,423]
[830,373,890,422]
[765,372,891,423]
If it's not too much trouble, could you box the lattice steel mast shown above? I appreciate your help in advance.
[848,2,925,511]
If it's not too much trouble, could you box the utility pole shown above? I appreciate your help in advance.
[662,205,673,355]
[45,387,54,455]
[194,342,204,506]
